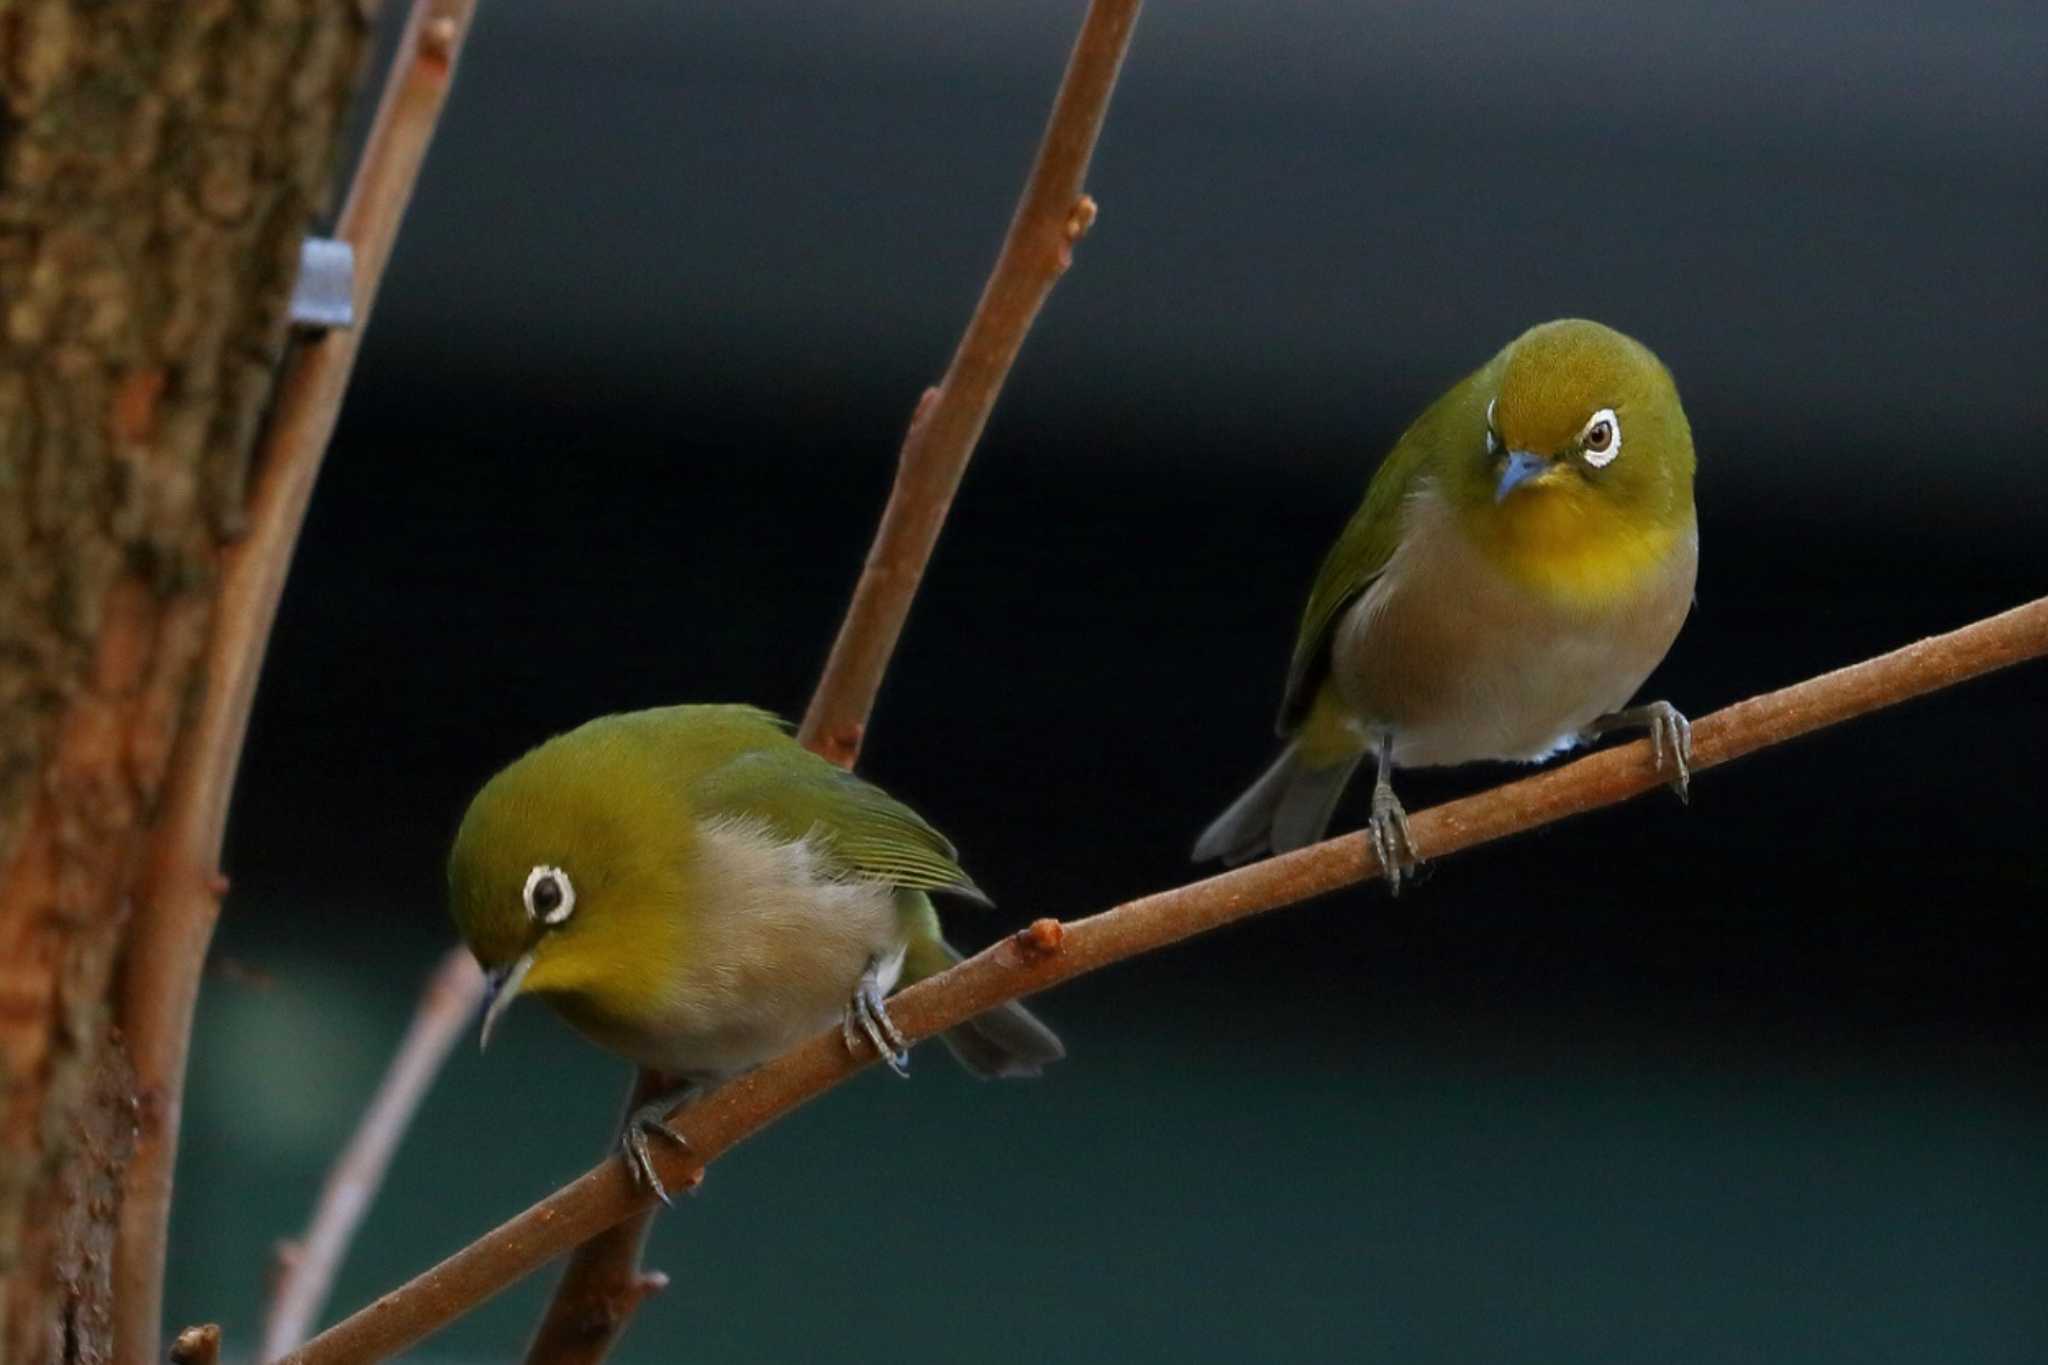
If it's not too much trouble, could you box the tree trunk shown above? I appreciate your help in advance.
[0,5,370,1362]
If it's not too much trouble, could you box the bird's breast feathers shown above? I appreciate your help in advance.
[1332,487,1697,767]
[1465,479,1690,610]
[554,817,909,1078]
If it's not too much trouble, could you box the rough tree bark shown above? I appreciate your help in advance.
[0,5,372,1363]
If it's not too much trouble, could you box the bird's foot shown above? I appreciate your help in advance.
[1369,785,1421,894]
[621,1091,697,1207]
[1587,700,1693,801]
[842,960,911,1077]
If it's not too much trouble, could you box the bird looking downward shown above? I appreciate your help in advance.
[447,705,1064,1202]
[1194,318,1699,886]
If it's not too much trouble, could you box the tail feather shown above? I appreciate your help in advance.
[902,932,1065,1079]
[1271,751,1362,853]
[939,998,1066,1079]
[1193,740,1364,865]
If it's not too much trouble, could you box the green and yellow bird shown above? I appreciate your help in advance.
[448,704,1063,1200]
[1194,318,1698,887]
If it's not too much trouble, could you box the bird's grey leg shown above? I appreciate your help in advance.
[621,1081,700,1207]
[1584,700,1694,801]
[842,955,911,1078]
[1369,731,1420,894]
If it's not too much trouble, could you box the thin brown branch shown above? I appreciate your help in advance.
[522,4,1146,1362]
[279,595,2048,1365]
[795,0,1142,767]
[113,5,481,1363]
[259,948,485,1359]
[514,1070,672,1365]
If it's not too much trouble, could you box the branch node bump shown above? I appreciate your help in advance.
[1013,918,1066,960]
[421,15,460,61]
[269,1238,304,1289]
[894,387,943,472]
[169,1324,222,1365]
[1065,194,1098,242]
[1057,194,1098,269]
[819,724,863,769]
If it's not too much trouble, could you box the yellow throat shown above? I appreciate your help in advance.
[1466,480,1686,610]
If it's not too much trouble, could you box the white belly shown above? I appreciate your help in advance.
[1332,495,1697,769]
[588,819,908,1079]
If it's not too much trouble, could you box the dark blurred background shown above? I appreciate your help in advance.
[166,3,2046,1360]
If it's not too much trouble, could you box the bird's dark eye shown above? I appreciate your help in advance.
[523,864,576,925]
[1579,408,1621,467]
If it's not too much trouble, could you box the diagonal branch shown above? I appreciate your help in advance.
[525,4,1145,1362]
[259,947,485,1359]
[795,0,1140,767]
[114,5,481,1362]
[276,594,2048,1365]
[514,1068,674,1365]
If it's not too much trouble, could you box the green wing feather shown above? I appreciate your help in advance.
[1277,359,1494,734]
[683,716,989,904]
[1278,452,1412,733]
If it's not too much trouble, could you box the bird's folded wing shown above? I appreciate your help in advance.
[1278,444,1423,733]
[689,747,990,905]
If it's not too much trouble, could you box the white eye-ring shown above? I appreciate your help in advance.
[1580,408,1621,468]
[1485,397,1498,454]
[523,864,576,926]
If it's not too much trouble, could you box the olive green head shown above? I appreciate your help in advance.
[447,723,697,1047]
[1460,318,1694,524]
[1427,318,1696,605]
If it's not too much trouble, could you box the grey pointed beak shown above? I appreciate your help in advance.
[1495,449,1549,502]
[479,950,535,1052]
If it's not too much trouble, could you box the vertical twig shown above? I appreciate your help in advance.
[795,4,1135,767]
[525,3,1145,1363]
[259,947,485,1358]
[111,6,481,1363]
